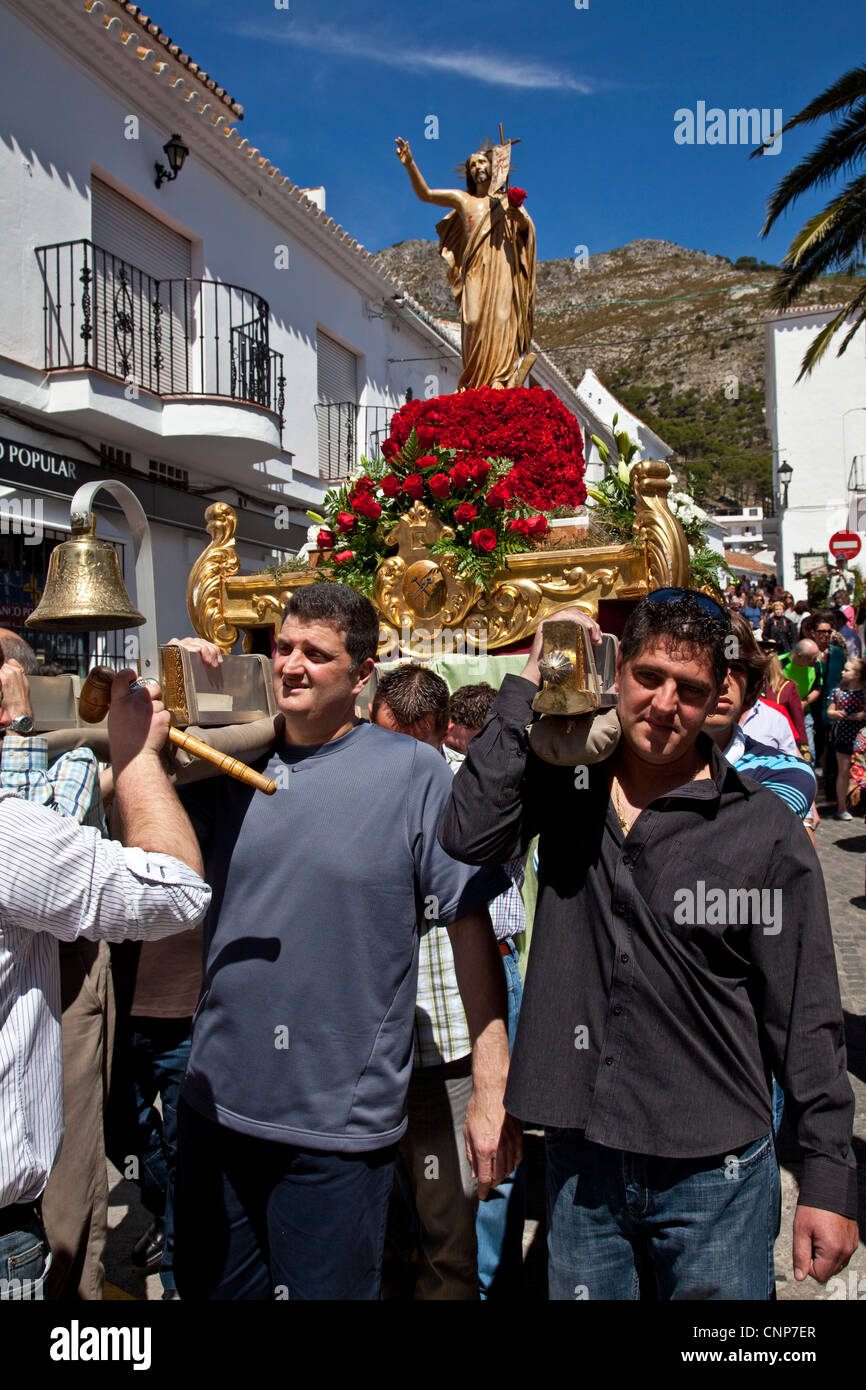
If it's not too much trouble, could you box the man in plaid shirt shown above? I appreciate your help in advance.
[372,667,525,1299]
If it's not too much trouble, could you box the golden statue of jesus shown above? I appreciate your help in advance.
[395,133,537,390]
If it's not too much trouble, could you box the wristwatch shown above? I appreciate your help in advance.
[7,714,34,735]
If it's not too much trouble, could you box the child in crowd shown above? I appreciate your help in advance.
[827,657,866,821]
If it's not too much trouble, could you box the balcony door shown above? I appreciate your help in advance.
[90,178,192,394]
[316,330,358,480]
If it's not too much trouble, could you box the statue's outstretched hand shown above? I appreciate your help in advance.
[395,137,413,166]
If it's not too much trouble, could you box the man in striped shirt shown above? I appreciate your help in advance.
[0,662,211,1300]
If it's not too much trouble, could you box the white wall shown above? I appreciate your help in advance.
[0,3,459,495]
[767,310,866,598]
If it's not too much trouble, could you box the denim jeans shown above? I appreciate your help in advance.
[0,1208,50,1300]
[105,1016,192,1293]
[546,1129,781,1300]
[476,939,527,1299]
[174,1099,397,1300]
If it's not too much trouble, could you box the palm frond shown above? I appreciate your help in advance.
[750,64,866,158]
[795,283,866,378]
[759,103,866,232]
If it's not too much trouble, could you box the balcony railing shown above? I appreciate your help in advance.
[36,241,285,430]
[315,402,398,481]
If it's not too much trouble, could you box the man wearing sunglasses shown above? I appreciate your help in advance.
[440,588,857,1300]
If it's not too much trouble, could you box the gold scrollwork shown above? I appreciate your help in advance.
[632,460,690,591]
[187,503,241,652]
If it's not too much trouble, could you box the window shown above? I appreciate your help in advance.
[316,330,358,480]
[90,178,192,392]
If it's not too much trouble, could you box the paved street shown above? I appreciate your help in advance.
[104,786,866,1302]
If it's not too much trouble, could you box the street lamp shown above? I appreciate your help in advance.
[778,460,793,508]
[154,133,189,190]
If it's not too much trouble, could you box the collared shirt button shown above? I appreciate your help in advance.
[620,952,630,964]
[605,1056,614,1066]
[613,1005,623,1016]
[622,854,633,867]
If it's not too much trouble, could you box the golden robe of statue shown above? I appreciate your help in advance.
[396,137,536,390]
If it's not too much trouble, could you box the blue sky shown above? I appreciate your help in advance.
[151,0,864,266]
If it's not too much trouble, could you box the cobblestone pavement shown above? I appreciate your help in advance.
[104,792,866,1302]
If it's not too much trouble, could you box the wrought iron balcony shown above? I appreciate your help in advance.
[315,401,398,481]
[36,241,285,431]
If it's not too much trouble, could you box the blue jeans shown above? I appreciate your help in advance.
[0,1207,49,1300]
[174,1099,396,1300]
[105,1016,192,1293]
[476,939,527,1299]
[546,1129,781,1300]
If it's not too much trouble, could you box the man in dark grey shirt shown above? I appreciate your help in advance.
[439,590,858,1299]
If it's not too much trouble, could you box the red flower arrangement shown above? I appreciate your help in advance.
[315,388,585,597]
[386,386,586,511]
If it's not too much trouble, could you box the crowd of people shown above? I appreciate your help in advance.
[0,581,859,1303]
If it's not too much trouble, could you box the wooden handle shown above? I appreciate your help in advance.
[167,728,277,795]
[78,667,277,795]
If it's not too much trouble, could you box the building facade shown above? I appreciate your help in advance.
[765,302,866,600]
[0,0,670,665]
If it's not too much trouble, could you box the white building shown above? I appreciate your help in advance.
[765,302,866,600]
[711,506,765,553]
[0,0,668,665]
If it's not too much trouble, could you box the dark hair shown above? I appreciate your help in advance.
[813,609,834,631]
[794,600,810,615]
[371,664,450,737]
[0,631,39,674]
[282,582,379,674]
[728,612,770,709]
[621,592,728,688]
[448,681,498,731]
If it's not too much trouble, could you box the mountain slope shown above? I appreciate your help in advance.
[375,237,861,508]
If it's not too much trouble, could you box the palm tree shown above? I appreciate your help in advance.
[752,64,866,378]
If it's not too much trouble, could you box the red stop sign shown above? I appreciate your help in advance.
[829,530,861,560]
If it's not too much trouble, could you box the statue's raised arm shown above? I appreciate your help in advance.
[395,133,537,391]
[395,138,467,214]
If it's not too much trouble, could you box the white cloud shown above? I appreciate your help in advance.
[232,23,594,93]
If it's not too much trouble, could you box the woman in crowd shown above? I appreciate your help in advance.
[763,651,809,755]
[826,657,866,821]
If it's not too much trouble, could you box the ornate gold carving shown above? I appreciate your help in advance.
[187,503,241,652]
[187,462,691,654]
[632,460,690,591]
[159,642,189,725]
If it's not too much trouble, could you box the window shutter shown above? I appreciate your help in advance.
[316,331,358,479]
[90,179,192,391]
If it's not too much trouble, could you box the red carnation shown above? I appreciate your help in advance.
[428,472,451,499]
[526,515,549,538]
[380,473,401,498]
[336,511,356,532]
[402,474,424,500]
[486,482,511,510]
[507,187,527,208]
[333,549,354,564]
[381,438,399,459]
[450,462,472,489]
[416,425,437,447]
[470,528,497,554]
[316,528,335,550]
[416,455,438,471]
[454,502,478,524]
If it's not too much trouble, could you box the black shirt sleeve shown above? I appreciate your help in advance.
[438,674,545,866]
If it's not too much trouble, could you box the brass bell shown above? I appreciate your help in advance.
[26,518,145,632]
